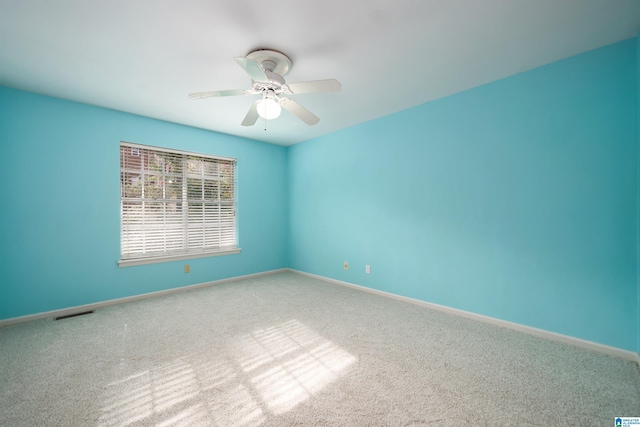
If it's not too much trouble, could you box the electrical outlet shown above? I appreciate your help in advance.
[184,264,190,273]
[366,265,371,274]
[344,262,348,270]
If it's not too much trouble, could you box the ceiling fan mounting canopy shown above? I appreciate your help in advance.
[188,48,341,127]
[246,49,292,76]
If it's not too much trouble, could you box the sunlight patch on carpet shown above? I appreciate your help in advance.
[98,319,355,425]
[98,370,154,426]
[235,319,357,415]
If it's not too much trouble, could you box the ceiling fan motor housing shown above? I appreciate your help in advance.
[264,69,285,86]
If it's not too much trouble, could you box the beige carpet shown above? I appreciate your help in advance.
[1,271,639,426]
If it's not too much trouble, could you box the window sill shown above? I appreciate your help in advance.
[118,248,241,267]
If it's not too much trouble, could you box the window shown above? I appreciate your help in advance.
[119,142,239,267]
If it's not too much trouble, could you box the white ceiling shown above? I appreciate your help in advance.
[1,1,639,146]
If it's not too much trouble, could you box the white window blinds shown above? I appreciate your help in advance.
[119,142,238,265]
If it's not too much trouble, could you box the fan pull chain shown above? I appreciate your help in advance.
[263,92,267,131]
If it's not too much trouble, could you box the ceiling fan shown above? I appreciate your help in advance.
[188,49,341,126]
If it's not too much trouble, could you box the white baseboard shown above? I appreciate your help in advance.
[0,268,287,327]
[289,269,640,365]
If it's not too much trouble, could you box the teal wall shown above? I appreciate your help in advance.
[0,87,288,320]
[289,39,639,352]
[637,32,640,355]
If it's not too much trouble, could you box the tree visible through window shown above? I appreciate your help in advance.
[119,142,238,266]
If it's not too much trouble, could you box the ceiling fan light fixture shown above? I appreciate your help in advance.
[256,97,281,120]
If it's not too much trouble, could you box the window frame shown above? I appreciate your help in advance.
[118,142,240,267]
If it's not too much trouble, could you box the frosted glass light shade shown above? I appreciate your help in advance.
[256,98,281,120]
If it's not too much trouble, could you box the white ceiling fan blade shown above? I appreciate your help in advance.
[279,98,320,126]
[285,79,341,94]
[241,102,259,126]
[234,57,268,82]
[188,89,247,100]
